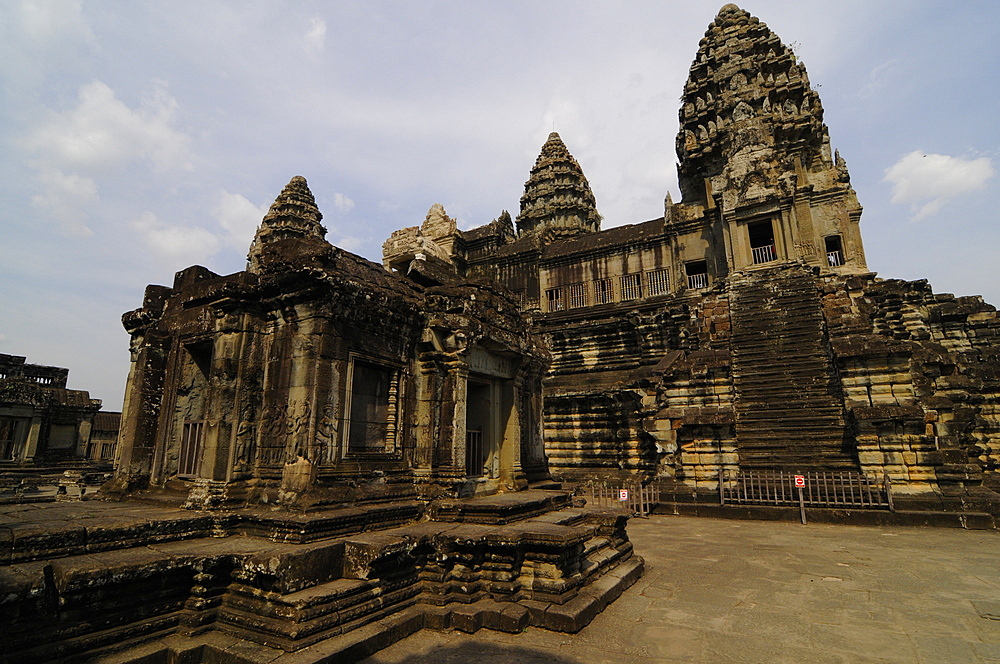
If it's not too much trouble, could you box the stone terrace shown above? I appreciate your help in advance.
[361,515,1000,664]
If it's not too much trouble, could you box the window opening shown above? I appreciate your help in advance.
[620,273,642,301]
[686,261,709,289]
[0,418,25,461]
[594,279,613,304]
[825,235,844,266]
[546,287,565,312]
[748,220,777,264]
[465,380,495,478]
[567,283,587,309]
[178,420,204,477]
[348,360,394,454]
[185,340,213,379]
[647,268,670,297]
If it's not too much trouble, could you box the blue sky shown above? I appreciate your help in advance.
[1,1,998,410]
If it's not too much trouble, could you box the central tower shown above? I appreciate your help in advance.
[668,2,866,280]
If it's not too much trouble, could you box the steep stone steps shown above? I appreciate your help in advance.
[728,265,856,470]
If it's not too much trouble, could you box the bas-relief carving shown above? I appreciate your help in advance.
[286,399,312,461]
[314,404,338,464]
[233,406,256,472]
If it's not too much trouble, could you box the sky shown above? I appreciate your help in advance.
[1,1,998,411]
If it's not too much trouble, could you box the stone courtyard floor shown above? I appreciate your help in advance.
[360,515,1000,664]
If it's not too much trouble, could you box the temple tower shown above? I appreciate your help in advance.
[248,175,328,273]
[669,3,866,278]
[516,132,601,240]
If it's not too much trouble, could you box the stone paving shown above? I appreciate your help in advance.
[360,515,1000,664]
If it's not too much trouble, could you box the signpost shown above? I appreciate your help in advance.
[794,475,807,524]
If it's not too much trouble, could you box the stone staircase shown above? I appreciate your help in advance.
[728,265,856,469]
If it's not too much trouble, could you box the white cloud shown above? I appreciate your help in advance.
[304,17,326,54]
[331,192,354,212]
[884,151,994,219]
[27,79,192,172]
[858,59,898,99]
[213,190,267,250]
[29,168,98,235]
[331,234,364,253]
[131,211,221,266]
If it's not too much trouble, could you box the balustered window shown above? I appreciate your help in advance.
[685,260,709,289]
[748,219,777,264]
[347,359,399,454]
[179,421,204,477]
[646,268,670,297]
[620,274,642,301]
[825,235,844,267]
[546,287,565,312]
[594,278,613,304]
[567,283,587,308]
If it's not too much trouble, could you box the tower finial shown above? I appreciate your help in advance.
[247,176,328,272]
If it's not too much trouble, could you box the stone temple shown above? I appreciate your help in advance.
[2,4,999,663]
[384,4,1000,515]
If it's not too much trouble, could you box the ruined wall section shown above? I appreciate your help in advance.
[539,291,733,483]
[822,274,1000,501]
[650,293,736,491]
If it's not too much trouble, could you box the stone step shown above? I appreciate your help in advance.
[730,268,854,471]
[429,489,572,525]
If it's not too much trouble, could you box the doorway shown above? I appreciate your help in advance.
[465,379,496,478]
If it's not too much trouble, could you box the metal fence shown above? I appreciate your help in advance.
[720,469,893,513]
[465,429,485,477]
[583,480,659,516]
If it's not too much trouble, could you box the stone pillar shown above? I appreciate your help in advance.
[501,377,527,491]
[413,358,439,474]
[444,363,469,480]
[22,416,42,463]
[112,332,170,490]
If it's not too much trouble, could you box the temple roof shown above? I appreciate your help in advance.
[516,132,601,241]
[542,218,664,261]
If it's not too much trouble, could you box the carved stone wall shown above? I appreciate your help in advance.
[111,177,550,509]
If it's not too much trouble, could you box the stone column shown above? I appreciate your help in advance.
[22,416,42,463]
[443,363,469,480]
[413,357,440,477]
[113,332,170,489]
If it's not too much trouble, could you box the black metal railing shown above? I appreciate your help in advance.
[583,479,659,516]
[720,469,892,511]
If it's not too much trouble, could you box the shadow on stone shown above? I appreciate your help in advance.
[361,641,583,664]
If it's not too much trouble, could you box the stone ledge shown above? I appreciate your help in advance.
[653,502,997,529]
[90,561,646,664]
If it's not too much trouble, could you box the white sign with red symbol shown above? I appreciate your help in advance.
[794,475,806,488]
[619,489,629,501]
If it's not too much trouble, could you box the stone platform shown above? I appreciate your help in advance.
[358,515,1000,664]
[0,490,643,663]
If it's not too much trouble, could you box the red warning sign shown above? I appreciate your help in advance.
[619,489,629,501]
[794,475,806,488]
